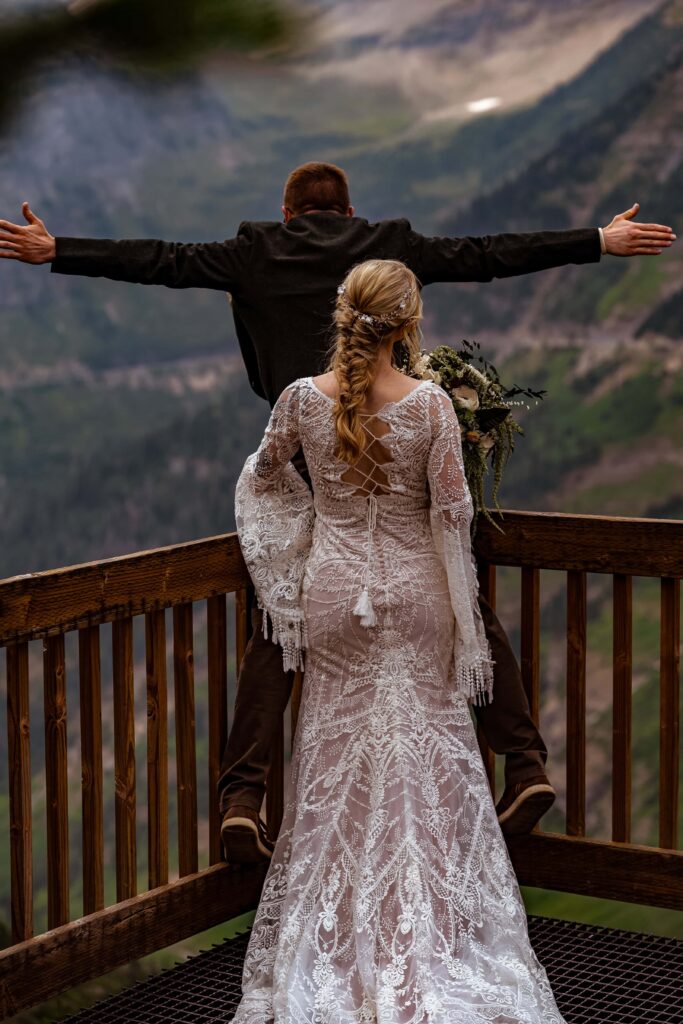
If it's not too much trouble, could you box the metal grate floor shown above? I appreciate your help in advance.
[58,916,683,1024]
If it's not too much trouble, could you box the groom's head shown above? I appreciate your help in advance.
[282,162,354,222]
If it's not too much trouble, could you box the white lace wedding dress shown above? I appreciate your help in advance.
[231,376,567,1024]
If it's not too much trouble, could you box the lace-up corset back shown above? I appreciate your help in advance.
[301,376,434,508]
[298,376,438,630]
[339,412,393,497]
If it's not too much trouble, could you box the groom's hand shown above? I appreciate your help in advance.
[602,203,676,256]
[0,203,56,264]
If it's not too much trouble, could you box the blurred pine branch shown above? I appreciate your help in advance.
[0,0,298,128]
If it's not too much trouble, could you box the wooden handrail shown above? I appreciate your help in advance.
[0,533,248,644]
[474,509,683,576]
[2,511,680,644]
[0,863,268,1018]
[1,535,257,1017]
[473,510,682,915]
[1,510,682,1017]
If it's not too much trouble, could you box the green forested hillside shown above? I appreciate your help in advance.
[4,342,682,582]
[347,1,682,221]
[0,361,268,577]
[497,342,683,517]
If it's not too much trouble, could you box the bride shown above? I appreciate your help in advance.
[231,259,566,1023]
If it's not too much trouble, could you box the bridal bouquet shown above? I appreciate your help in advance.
[400,341,544,530]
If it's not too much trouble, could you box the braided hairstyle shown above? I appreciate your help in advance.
[328,259,423,465]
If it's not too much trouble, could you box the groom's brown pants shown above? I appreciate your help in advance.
[217,451,548,818]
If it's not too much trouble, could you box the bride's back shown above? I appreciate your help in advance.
[297,374,441,513]
[310,369,426,498]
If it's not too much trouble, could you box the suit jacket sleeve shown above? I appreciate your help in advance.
[50,221,254,291]
[230,301,267,401]
[402,222,601,285]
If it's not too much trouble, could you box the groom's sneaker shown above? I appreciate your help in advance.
[221,805,274,863]
[496,775,556,836]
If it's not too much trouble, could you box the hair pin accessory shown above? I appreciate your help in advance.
[336,282,414,327]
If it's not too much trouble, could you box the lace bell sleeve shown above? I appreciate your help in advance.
[234,380,314,672]
[426,388,495,705]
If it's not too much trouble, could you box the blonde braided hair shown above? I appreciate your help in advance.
[328,259,423,465]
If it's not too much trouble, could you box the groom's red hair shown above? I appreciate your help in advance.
[283,162,350,216]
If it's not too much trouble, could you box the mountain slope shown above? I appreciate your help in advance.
[342,0,680,221]
[1,369,268,577]
[0,1,675,379]
[427,10,683,341]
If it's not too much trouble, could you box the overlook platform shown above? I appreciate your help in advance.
[1,510,681,1022]
[59,916,683,1024]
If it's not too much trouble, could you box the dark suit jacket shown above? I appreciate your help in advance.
[51,214,601,406]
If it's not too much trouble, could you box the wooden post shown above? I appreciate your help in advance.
[43,634,70,929]
[566,571,587,837]
[612,574,632,843]
[78,625,104,915]
[145,609,169,889]
[173,603,198,877]
[659,578,680,850]
[112,617,137,901]
[520,567,540,722]
[207,594,228,865]
[7,641,32,944]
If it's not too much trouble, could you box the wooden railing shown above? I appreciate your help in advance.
[0,511,681,1016]
[475,510,682,908]
[0,535,269,1017]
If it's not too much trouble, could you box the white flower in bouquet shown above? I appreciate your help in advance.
[451,384,480,411]
[466,365,489,387]
[396,340,540,533]
[413,353,442,385]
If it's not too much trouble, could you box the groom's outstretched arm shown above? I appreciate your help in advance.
[408,204,676,284]
[0,203,252,290]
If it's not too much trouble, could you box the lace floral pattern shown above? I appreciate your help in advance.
[232,377,566,1023]
[235,385,314,670]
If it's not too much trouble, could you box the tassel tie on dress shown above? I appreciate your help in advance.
[353,493,378,628]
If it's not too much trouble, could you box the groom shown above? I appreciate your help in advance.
[1,162,675,859]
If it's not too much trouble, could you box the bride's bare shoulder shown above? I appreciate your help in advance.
[373,371,427,405]
[311,371,338,399]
